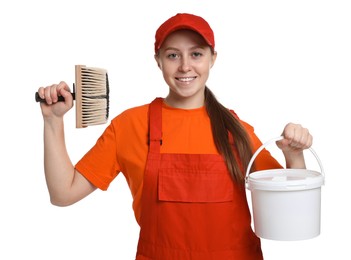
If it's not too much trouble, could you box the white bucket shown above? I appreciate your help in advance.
[246,136,325,241]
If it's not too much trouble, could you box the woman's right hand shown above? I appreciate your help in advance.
[37,81,74,119]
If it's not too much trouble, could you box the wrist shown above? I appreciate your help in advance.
[283,150,306,169]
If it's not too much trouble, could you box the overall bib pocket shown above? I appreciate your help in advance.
[158,169,234,203]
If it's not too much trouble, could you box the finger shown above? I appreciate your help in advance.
[300,129,313,149]
[57,81,71,93]
[288,125,312,150]
[50,84,61,103]
[44,85,55,104]
[281,123,303,149]
[280,123,295,148]
[57,81,73,105]
[37,87,45,99]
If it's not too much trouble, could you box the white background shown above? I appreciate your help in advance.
[1,0,350,259]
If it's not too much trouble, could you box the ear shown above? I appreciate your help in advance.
[210,51,217,68]
[154,54,161,69]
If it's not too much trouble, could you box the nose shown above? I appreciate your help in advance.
[178,57,191,72]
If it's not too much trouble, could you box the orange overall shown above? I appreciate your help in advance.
[136,98,263,260]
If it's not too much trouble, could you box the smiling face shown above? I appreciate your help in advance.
[155,29,217,109]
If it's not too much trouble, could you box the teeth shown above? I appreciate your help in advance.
[177,77,195,82]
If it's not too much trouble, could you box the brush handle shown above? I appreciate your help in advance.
[35,92,75,102]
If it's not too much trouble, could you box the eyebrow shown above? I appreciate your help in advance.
[163,45,207,52]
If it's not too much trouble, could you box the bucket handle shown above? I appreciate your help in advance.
[245,136,325,180]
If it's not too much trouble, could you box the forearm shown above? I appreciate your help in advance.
[43,117,75,205]
[283,150,306,169]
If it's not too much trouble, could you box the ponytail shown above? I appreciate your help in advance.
[205,87,254,183]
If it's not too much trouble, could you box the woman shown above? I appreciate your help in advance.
[37,13,312,260]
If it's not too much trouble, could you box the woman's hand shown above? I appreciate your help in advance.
[276,122,313,168]
[37,81,74,119]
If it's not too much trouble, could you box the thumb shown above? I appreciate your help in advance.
[276,137,290,150]
[59,85,74,107]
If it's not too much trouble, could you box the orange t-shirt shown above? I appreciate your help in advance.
[75,101,281,224]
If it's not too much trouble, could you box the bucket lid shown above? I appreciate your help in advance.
[247,169,324,191]
[246,136,325,191]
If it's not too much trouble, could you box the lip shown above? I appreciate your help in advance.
[175,76,197,82]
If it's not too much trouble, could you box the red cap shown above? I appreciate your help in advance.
[154,13,215,53]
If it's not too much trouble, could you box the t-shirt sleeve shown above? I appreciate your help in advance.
[240,120,283,171]
[75,122,120,190]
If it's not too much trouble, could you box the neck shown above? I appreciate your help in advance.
[164,95,205,109]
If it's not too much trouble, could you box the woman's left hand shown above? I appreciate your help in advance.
[276,123,313,168]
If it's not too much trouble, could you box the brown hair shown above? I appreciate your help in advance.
[205,87,254,184]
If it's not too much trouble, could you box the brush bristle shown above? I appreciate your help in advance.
[75,65,109,128]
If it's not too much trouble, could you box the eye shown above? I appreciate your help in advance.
[167,53,179,59]
[192,52,203,58]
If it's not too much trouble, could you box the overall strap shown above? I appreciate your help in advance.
[148,97,163,154]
